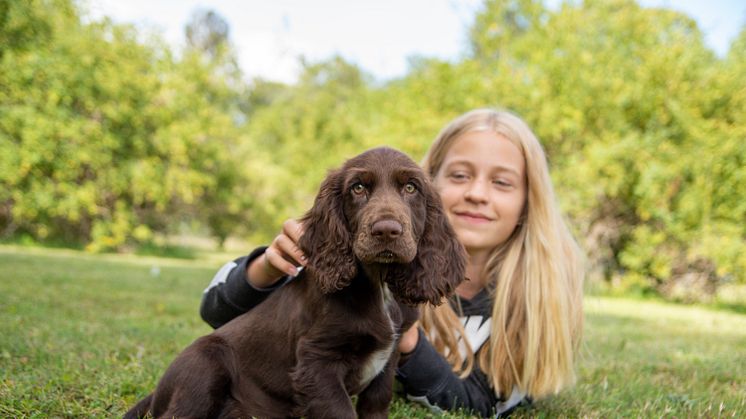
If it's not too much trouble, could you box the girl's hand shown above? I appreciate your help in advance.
[398,322,420,354]
[246,219,306,288]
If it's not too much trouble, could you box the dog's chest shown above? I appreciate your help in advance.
[357,290,397,389]
[358,335,395,389]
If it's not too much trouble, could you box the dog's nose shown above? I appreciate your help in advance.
[371,219,403,239]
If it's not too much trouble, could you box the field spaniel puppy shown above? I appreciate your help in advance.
[125,147,466,419]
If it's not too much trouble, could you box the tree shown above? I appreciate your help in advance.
[185,8,229,61]
[236,56,371,242]
[0,1,249,251]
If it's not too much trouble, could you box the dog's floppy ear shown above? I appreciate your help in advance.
[299,168,357,293]
[393,179,466,306]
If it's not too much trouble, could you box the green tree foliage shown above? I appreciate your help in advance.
[238,57,372,241]
[0,0,63,57]
[0,1,246,250]
[1,0,743,298]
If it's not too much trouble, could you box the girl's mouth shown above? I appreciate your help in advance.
[455,212,492,223]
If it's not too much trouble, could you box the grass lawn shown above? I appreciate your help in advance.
[1,245,744,417]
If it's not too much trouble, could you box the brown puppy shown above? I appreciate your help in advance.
[125,147,466,419]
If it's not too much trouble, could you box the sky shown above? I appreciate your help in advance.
[84,0,745,84]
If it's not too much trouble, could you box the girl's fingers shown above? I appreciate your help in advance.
[282,219,304,243]
[264,246,299,277]
[263,219,307,278]
[280,219,307,265]
[273,234,304,267]
[398,322,420,354]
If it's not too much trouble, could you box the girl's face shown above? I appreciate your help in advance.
[433,130,527,256]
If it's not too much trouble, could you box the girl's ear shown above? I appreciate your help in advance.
[298,168,357,293]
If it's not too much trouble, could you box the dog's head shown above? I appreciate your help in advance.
[299,147,465,305]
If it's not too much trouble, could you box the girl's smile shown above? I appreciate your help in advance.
[453,211,493,223]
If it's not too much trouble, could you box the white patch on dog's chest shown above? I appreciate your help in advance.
[358,339,395,389]
[358,287,396,389]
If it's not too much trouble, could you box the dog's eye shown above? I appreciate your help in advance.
[351,183,366,195]
[404,182,417,194]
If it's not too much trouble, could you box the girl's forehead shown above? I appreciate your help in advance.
[442,131,525,174]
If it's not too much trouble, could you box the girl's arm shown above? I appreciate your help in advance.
[397,328,524,417]
[200,247,292,328]
[200,220,306,328]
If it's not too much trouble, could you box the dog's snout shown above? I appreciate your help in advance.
[371,219,403,239]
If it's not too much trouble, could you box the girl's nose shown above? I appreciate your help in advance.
[464,179,489,203]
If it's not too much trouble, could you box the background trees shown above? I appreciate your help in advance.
[1,1,247,251]
[1,0,743,299]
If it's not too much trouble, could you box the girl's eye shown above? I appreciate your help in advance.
[404,182,417,194]
[493,179,513,188]
[351,183,366,195]
[449,172,469,182]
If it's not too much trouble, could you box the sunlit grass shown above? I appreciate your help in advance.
[1,245,744,417]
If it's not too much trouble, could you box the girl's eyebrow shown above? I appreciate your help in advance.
[444,159,521,178]
[493,166,522,178]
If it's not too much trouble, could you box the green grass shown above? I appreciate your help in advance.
[1,246,744,418]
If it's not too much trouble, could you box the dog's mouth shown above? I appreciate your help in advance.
[354,232,417,264]
[373,250,398,264]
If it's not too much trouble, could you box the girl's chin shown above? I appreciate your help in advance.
[456,231,509,253]
[458,237,496,252]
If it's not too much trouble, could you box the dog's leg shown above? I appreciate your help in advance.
[355,356,396,419]
[291,340,356,419]
[122,392,153,419]
[293,370,355,419]
[148,335,237,418]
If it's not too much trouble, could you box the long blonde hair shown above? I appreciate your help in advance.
[420,109,584,399]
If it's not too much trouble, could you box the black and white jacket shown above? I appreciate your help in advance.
[200,248,527,417]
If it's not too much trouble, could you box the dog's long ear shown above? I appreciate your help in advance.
[394,179,466,306]
[299,168,357,293]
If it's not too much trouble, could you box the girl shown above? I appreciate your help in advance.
[200,109,584,417]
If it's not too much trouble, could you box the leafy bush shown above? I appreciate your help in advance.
[0,1,247,251]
